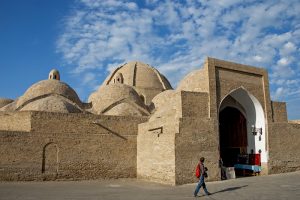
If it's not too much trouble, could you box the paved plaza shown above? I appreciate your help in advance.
[0,171,299,200]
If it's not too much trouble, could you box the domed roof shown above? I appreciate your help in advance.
[0,98,13,108]
[20,96,82,113]
[151,90,177,111]
[16,79,83,110]
[149,90,181,121]
[103,61,172,90]
[88,84,149,116]
[177,67,208,92]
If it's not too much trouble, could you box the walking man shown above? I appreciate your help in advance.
[194,157,211,197]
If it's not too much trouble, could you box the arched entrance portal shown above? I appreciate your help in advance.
[219,107,247,167]
[218,87,268,176]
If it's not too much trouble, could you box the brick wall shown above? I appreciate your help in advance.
[268,122,300,174]
[0,111,148,181]
[0,112,31,132]
[137,117,178,185]
[175,118,220,185]
[271,101,288,122]
[180,91,209,119]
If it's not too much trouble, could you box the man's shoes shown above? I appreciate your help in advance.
[205,192,211,196]
[194,194,197,197]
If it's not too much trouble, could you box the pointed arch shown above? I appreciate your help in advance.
[218,87,267,165]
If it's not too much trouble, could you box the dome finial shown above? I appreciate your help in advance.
[49,69,60,80]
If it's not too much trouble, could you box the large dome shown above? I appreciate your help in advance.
[16,79,82,110]
[102,61,172,105]
[88,84,150,116]
[1,79,84,113]
[104,61,172,89]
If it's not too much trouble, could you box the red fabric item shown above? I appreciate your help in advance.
[249,154,261,166]
[195,163,201,178]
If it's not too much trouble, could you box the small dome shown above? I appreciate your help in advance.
[0,98,13,108]
[177,68,208,92]
[102,61,172,105]
[16,79,83,111]
[149,90,181,121]
[20,96,82,113]
[151,90,177,111]
[49,69,60,80]
[88,84,149,116]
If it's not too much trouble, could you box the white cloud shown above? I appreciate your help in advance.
[57,0,300,118]
[277,58,290,66]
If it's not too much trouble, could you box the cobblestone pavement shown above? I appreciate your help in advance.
[0,171,299,200]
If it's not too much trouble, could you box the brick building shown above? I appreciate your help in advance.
[0,57,299,185]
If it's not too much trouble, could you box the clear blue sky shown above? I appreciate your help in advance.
[0,0,300,119]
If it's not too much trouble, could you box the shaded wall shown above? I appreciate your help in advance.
[271,101,288,122]
[175,118,219,185]
[0,111,147,181]
[268,122,300,174]
[0,112,31,132]
[175,91,220,185]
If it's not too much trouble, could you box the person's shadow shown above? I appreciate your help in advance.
[211,185,248,195]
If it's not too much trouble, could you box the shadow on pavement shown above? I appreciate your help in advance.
[212,185,248,194]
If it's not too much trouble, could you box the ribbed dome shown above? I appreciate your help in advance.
[88,84,149,116]
[16,79,82,110]
[0,98,13,108]
[102,61,172,105]
[104,61,172,89]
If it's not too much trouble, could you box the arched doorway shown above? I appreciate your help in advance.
[42,142,59,175]
[218,87,268,177]
[219,107,247,167]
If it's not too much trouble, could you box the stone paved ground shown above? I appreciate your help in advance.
[0,171,299,200]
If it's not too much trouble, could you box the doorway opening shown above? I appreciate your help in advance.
[219,107,247,167]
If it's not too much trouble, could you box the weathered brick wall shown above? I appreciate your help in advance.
[30,112,146,135]
[137,117,178,185]
[268,122,300,174]
[215,66,265,106]
[175,118,220,185]
[138,91,217,185]
[0,131,41,180]
[0,112,31,132]
[206,58,273,124]
[271,101,288,122]
[0,111,148,181]
[180,91,209,118]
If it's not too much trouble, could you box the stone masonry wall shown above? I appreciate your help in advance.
[0,111,148,181]
[180,91,209,119]
[175,118,220,185]
[0,112,31,132]
[271,101,288,122]
[137,117,178,185]
[174,91,220,184]
[268,122,300,174]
